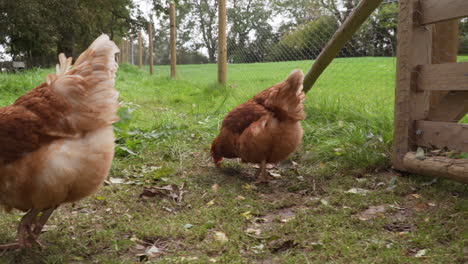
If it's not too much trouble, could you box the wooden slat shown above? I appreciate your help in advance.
[393,0,432,170]
[419,0,468,25]
[403,152,468,184]
[414,121,468,152]
[426,91,468,122]
[415,62,468,91]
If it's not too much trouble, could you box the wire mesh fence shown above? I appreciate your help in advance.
[117,0,467,125]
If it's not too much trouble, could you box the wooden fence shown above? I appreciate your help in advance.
[392,0,468,183]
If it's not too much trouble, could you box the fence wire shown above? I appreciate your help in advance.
[120,1,467,127]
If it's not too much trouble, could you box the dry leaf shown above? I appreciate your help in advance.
[245,228,261,236]
[268,171,282,178]
[211,184,219,192]
[357,205,386,221]
[241,211,253,220]
[214,231,228,244]
[415,249,427,257]
[206,199,215,207]
[346,188,370,195]
[235,195,246,201]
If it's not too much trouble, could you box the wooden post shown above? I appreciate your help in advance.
[392,0,433,170]
[119,40,124,64]
[126,38,130,63]
[130,37,134,65]
[303,0,383,93]
[138,31,143,69]
[218,0,227,85]
[169,2,177,78]
[149,23,154,75]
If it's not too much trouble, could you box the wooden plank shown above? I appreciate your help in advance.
[303,0,384,93]
[392,0,432,170]
[217,0,227,85]
[415,62,468,91]
[426,91,468,122]
[419,0,468,25]
[169,2,177,78]
[403,152,468,184]
[414,121,468,152]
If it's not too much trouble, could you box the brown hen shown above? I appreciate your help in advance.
[211,70,306,183]
[0,35,119,250]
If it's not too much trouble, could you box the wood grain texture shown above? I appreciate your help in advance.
[149,23,154,75]
[218,0,227,85]
[303,0,383,92]
[392,0,432,170]
[416,62,468,91]
[426,91,468,122]
[170,3,177,78]
[414,121,468,152]
[403,152,468,184]
[419,0,468,25]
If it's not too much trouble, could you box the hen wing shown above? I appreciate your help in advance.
[221,100,268,134]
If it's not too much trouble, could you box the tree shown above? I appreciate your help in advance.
[193,0,218,63]
[227,0,273,62]
[0,0,143,67]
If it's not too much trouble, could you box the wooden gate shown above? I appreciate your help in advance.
[393,0,468,183]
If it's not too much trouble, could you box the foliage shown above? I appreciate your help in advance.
[267,16,339,61]
[0,0,145,67]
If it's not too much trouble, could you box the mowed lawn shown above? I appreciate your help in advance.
[0,58,466,263]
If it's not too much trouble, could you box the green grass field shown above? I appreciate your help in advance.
[0,58,466,263]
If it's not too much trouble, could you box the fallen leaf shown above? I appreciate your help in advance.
[410,193,421,199]
[320,199,329,206]
[414,202,428,212]
[107,177,126,185]
[268,171,282,178]
[251,243,265,253]
[245,228,261,236]
[415,249,427,257]
[139,184,186,204]
[416,147,425,160]
[241,211,253,220]
[145,245,161,257]
[211,184,219,192]
[184,224,194,229]
[235,195,246,201]
[357,205,387,221]
[243,184,257,190]
[346,188,370,195]
[206,199,215,207]
[213,231,228,244]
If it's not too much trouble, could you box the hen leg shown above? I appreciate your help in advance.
[254,160,272,184]
[0,209,41,250]
[31,207,56,239]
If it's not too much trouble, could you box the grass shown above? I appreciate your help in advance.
[0,58,467,263]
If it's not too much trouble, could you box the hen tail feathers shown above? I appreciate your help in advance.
[48,34,120,132]
[261,69,306,121]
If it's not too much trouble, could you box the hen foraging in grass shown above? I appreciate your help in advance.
[0,35,119,250]
[211,70,306,183]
